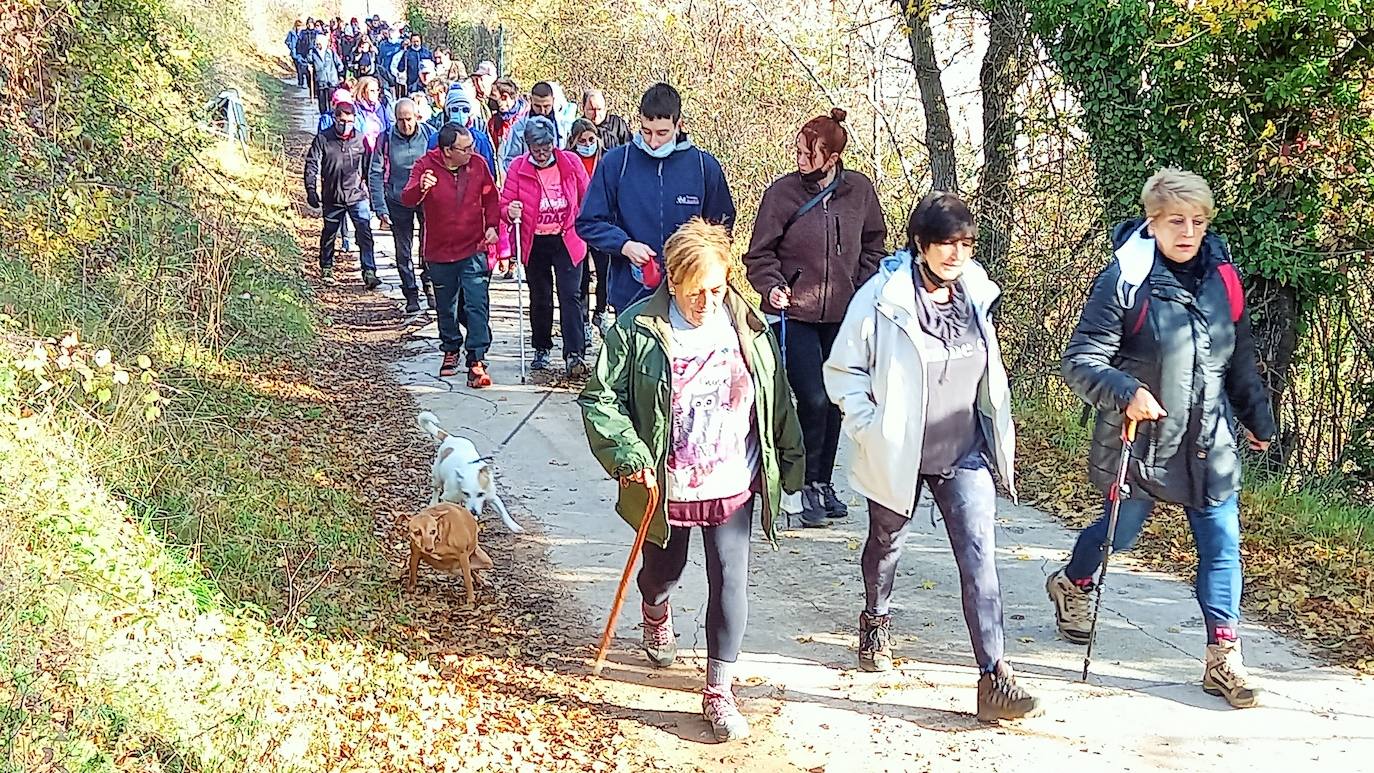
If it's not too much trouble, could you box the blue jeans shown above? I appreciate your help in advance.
[319,200,374,273]
[1066,493,1242,642]
[428,253,492,363]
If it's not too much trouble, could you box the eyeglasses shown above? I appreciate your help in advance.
[530,145,555,157]
[445,143,476,154]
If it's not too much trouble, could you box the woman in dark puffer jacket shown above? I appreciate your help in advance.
[1047,168,1276,710]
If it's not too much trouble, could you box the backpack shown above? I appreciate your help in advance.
[1077,230,1245,427]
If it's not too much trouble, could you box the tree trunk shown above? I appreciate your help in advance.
[975,0,1030,272]
[1247,276,1301,470]
[899,0,959,193]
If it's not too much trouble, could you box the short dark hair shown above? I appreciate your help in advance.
[333,101,355,117]
[906,191,976,251]
[531,81,554,99]
[437,122,472,149]
[639,83,681,123]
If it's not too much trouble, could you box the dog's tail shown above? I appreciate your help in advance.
[416,411,449,442]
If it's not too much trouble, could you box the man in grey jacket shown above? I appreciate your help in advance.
[369,98,434,313]
[308,35,343,115]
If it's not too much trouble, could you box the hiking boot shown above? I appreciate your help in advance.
[1046,568,1094,645]
[795,484,829,528]
[702,686,750,742]
[1203,639,1261,708]
[819,482,848,519]
[362,269,381,290]
[320,265,337,285]
[403,292,421,314]
[641,605,677,668]
[566,354,590,380]
[976,661,1043,722]
[439,352,461,378]
[466,361,492,389]
[858,611,893,672]
[531,349,552,371]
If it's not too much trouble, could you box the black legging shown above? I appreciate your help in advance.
[637,498,752,663]
[581,247,610,317]
[775,320,842,484]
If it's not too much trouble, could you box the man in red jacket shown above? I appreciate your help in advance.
[401,123,500,387]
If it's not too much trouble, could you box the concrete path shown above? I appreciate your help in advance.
[288,82,1374,772]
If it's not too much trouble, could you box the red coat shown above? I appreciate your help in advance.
[400,149,500,266]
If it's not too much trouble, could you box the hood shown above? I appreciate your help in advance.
[876,249,1000,313]
[1109,217,1231,307]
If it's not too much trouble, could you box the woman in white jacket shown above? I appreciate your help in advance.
[823,192,1040,722]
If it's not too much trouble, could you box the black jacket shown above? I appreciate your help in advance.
[304,126,369,207]
[1062,219,1276,508]
[594,114,632,150]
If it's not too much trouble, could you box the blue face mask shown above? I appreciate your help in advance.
[447,106,471,126]
[575,142,598,158]
[634,133,675,159]
[531,151,556,168]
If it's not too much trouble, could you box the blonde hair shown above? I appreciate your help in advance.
[355,76,380,99]
[664,218,733,291]
[1141,167,1217,220]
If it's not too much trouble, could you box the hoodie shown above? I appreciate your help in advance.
[575,135,736,311]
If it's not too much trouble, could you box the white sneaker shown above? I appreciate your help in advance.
[702,687,750,741]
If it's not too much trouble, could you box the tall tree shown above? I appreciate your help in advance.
[974,0,1032,271]
[898,0,959,193]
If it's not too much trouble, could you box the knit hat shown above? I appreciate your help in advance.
[445,86,472,112]
[330,87,354,107]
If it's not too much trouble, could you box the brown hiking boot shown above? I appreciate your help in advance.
[438,352,461,378]
[858,611,893,672]
[1046,568,1093,645]
[1203,639,1261,708]
[976,661,1043,722]
[466,361,492,389]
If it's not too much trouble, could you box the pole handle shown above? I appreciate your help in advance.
[1123,418,1138,443]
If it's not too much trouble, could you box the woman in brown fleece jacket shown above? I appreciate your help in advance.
[743,108,888,527]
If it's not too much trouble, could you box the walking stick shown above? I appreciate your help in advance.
[512,213,527,384]
[1082,418,1139,682]
[592,478,661,676]
[778,268,803,370]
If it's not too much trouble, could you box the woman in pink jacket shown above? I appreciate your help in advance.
[501,116,592,376]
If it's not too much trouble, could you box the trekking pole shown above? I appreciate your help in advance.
[592,478,661,676]
[778,268,802,370]
[1082,418,1139,682]
[512,213,527,384]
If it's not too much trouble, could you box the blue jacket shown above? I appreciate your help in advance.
[285,30,299,58]
[576,137,736,310]
[308,48,343,88]
[396,45,433,91]
[377,39,403,83]
[427,122,497,179]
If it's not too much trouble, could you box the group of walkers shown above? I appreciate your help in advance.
[291,21,1276,743]
[297,17,634,387]
[572,100,1273,738]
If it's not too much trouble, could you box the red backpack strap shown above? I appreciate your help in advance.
[1129,297,1150,336]
[1216,263,1245,322]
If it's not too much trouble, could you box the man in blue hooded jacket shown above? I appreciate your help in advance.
[575,82,736,313]
[427,87,496,178]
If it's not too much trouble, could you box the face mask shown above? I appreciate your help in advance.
[800,166,829,184]
[634,133,674,160]
[336,120,355,136]
[575,142,598,158]
[531,152,556,168]
[447,106,471,126]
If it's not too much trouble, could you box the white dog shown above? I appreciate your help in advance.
[416,411,523,533]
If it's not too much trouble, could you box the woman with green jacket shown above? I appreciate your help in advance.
[578,218,804,743]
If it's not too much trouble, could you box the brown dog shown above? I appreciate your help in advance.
[405,503,493,605]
